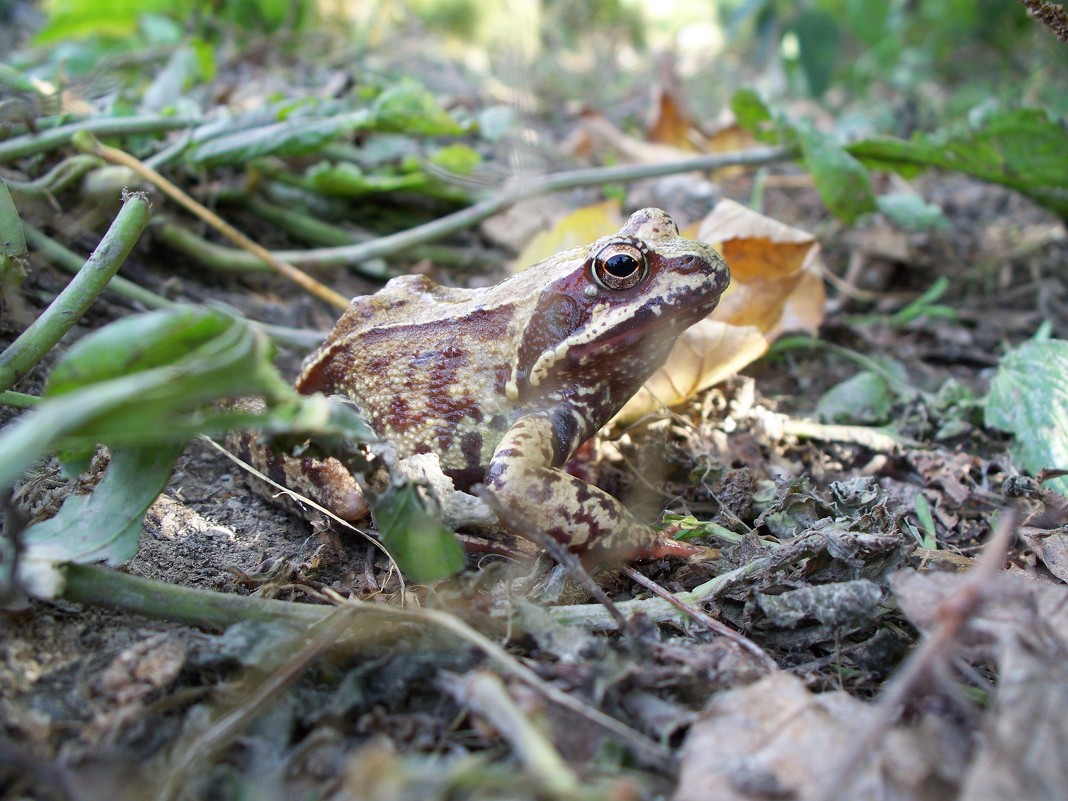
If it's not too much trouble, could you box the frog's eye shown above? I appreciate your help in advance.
[591,243,647,291]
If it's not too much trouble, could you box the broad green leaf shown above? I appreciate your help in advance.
[303,162,428,197]
[985,339,1068,496]
[794,9,840,98]
[185,112,373,167]
[372,483,465,583]
[370,79,466,136]
[0,308,374,488]
[17,444,182,598]
[849,107,1068,218]
[45,307,233,395]
[730,89,778,144]
[876,193,949,232]
[35,0,189,42]
[796,122,877,224]
[816,371,895,425]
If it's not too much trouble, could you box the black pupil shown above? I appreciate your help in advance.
[604,253,638,277]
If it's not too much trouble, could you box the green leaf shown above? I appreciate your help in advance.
[186,111,373,167]
[985,339,1068,496]
[876,192,949,232]
[303,161,428,197]
[17,444,183,598]
[793,9,840,98]
[816,371,895,425]
[35,0,193,42]
[796,122,877,223]
[730,89,778,144]
[369,79,466,136]
[429,143,481,176]
[45,307,233,395]
[0,308,377,489]
[372,483,465,583]
[849,107,1068,218]
[0,176,28,297]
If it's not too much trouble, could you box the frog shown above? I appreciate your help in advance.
[253,208,729,562]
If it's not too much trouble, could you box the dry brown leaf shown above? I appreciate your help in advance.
[646,73,699,152]
[616,200,824,422]
[619,322,769,421]
[675,672,892,801]
[512,200,624,269]
[562,111,697,165]
[892,569,1068,801]
[511,200,823,424]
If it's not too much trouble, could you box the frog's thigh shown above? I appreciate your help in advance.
[484,415,657,558]
[229,429,369,522]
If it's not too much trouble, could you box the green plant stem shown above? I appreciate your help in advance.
[3,155,105,202]
[62,562,324,630]
[22,224,323,349]
[0,194,152,393]
[0,391,39,408]
[22,221,174,310]
[285,146,793,269]
[0,115,203,163]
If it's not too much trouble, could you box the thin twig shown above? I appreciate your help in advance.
[285,146,793,269]
[810,508,1019,801]
[622,565,779,672]
[71,131,351,310]
[475,486,632,634]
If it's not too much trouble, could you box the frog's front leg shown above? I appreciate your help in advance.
[483,414,699,561]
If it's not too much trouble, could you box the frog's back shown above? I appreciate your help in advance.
[296,275,523,482]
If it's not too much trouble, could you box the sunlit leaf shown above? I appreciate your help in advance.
[850,107,1068,218]
[372,483,465,583]
[514,201,624,269]
[795,122,877,224]
[985,339,1068,496]
[17,445,182,598]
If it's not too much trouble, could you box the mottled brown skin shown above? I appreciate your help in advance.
[288,208,729,561]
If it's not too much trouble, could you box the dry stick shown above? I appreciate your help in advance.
[475,487,632,634]
[70,131,351,310]
[289,146,794,269]
[621,565,779,672]
[810,509,1020,801]
[455,670,583,798]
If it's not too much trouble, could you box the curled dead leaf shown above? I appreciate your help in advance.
[616,199,825,423]
[510,199,824,425]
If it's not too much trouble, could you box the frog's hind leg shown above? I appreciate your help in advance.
[225,427,369,523]
[483,414,695,561]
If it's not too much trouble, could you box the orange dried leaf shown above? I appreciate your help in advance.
[615,199,825,423]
